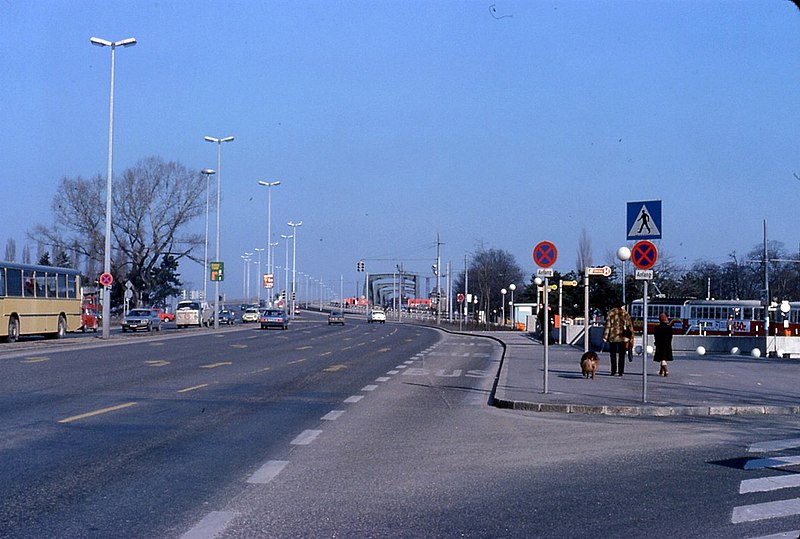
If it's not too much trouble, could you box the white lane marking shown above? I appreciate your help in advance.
[731,498,800,523]
[247,460,289,484]
[322,410,345,420]
[749,438,800,453]
[395,365,407,369]
[749,530,800,539]
[344,395,364,403]
[404,360,414,364]
[180,510,237,539]
[745,456,800,470]
[361,385,378,392]
[291,430,322,445]
[386,370,400,375]
[740,474,800,494]
[375,377,391,382]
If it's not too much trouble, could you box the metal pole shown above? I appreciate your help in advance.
[543,277,550,394]
[558,280,563,344]
[102,44,117,339]
[583,272,590,353]
[642,280,649,403]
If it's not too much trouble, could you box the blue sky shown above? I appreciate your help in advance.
[2,0,799,300]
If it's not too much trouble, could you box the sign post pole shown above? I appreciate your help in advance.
[544,276,549,394]
[533,241,557,395]
[643,280,649,403]
[631,240,657,404]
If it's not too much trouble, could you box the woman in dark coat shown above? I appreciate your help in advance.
[653,312,673,376]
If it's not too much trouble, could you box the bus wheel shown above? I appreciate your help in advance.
[6,317,19,343]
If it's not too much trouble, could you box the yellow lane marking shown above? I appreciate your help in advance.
[288,359,306,365]
[22,357,49,363]
[58,402,137,424]
[296,346,312,350]
[378,347,391,353]
[324,364,347,372]
[145,360,170,367]
[200,362,233,369]
[231,344,248,349]
[319,351,332,357]
[178,384,208,393]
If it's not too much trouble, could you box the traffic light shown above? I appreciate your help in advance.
[357,260,365,272]
[292,291,296,301]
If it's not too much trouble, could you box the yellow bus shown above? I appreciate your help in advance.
[0,261,82,342]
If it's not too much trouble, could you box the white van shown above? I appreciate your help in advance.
[175,300,212,328]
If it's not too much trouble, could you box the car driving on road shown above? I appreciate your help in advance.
[122,308,162,333]
[259,309,289,330]
[328,311,345,325]
[241,307,260,323]
[367,307,386,323]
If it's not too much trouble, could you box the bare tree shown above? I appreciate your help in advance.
[576,227,593,272]
[4,238,16,262]
[21,244,31,264]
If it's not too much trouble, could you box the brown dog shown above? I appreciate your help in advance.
[580,351,599,380]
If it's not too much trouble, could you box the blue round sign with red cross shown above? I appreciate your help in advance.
[631,240,658,270]
[533,241,558,268]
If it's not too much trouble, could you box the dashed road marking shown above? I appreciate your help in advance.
[732,498,800,523]
[288,359,306,365]
[180,510,237,539]
[344,395,364,403]
[291,429,322,445]
[178,384,208,393]
[375,376,391,382]
[361,385,378,391]
[22,357,49,363]
[58,402,137,424]
[145,360,170,367]
[740,474,800,494]
[230,344,247,349]
[322,410,345,420]
[386,370,400,375]
[247,460,289,484]
[324,364,347,372]
[200,362,232,369]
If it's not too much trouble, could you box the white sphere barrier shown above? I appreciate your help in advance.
[634,344,643,355]
[751,348,762,358]
[696,346,706,356]
[730,347,740,355]
[777,349,785,358]
[646,345,654,355]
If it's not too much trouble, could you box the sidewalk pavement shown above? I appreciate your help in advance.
[480,331,800,416]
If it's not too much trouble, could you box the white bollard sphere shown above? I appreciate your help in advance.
[777,349,785,358]
[634,344,643,355]
[751,348,762,358]
[697,346,706,356]
[730,347,740,355]
[646,345,654,355]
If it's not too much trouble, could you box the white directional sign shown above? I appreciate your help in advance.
[536,268,554,278]
[635,269,654,280]
[586,266,612,277]
[627,200,662,240]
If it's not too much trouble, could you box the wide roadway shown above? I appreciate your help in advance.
[2,313,800,538]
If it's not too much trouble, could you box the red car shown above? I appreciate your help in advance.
[81,307,100,332]
[152,308,175,322]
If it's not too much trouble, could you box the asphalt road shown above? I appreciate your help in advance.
[2,314,800,538]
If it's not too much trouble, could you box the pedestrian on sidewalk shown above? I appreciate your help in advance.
[602,302,633,377]
[653,312,673,376]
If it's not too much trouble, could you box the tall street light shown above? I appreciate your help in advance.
[288,221,302,316]
[254,247,265,305]
[281,234,293,309]
[90,36,137,340]
[204,135,234,329]
[509,283,516,329]
[258,180,281,303]
[200,169,216,303]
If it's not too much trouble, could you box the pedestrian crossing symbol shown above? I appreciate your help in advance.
[626,200,662,240]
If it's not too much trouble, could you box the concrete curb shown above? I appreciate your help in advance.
[493,398,800,416]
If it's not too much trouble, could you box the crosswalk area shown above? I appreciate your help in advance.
[731,437,800,538]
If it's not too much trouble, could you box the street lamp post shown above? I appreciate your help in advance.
[254,247,265,305]
[501,288,507,327]
[509,283,516,329]
[288,221,302,316]
[281,234,293,309]
[90,35,136,339]
[200,169,216,302]
[258,180,280,304]
[204,135,234,329]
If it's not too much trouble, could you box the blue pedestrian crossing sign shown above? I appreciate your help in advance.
[626,200,662,240]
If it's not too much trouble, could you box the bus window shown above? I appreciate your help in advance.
[67,275,77,298]
[23,270,35,297]
[6,269,22,296]
[47,274,57,297]
[36,274,47,297]
[57,273,67,298]
[0,268,4,296]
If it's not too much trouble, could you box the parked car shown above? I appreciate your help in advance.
[367,307,386,324]
[151,307,174,322]
[259,309,289,330]
[122,308,162,332]
[328,311,346,325]
[214,309,236,325]
[241,307,260,323]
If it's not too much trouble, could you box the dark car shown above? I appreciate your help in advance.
[259,309,289,330]
[327,311,345,325]
[122,308,162,333]
[214,309,236,325]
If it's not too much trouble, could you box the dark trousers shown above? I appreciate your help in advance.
[609,342,626,376]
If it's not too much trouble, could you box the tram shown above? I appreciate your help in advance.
[629,298,776,336]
